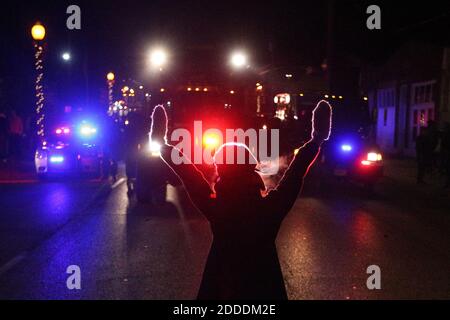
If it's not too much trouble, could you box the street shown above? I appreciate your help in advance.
[0,160,449,299]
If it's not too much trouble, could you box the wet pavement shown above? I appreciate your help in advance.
[0,160,449,299]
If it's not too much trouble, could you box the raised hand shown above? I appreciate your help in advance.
[311,100,332,144]
[150,105,168,145]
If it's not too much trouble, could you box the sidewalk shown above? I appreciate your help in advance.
[0,160,36,182]
[383,157,449,197]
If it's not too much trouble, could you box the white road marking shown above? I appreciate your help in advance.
[0,252,27,277]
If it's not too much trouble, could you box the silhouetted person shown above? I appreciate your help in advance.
[124,112,146,193]
[442,123,450,189]
[8,110,23,164]
[103,118,120,182]
[416,127,433,184]
[427,120,440,173]
[150,101,332,300]
[0,110,8,163]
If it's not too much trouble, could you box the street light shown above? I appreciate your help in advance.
[230,51,248,69]
[31,23,46,41]
[106,72,115,82]
[149,48,168,70]
[62,52,71,61]
[106,72,115,113]
[31,22,46,138]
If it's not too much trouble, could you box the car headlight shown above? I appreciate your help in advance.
[49,155,64,163]
[367,152,382,162]
[80,125,97,136]
[149,141,161,157]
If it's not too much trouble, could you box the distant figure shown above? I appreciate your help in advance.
[103,118,120,182]
[441,122,450,189]
[150,101,332,299]
[415,127,433,184]
[427,120,440,173]
[124,112,145,194]
[8,110,24,162]
[0,110,8,163]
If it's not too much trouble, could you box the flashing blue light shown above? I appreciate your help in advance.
[341,144,352,152]
[50,156,64,163]
[79,123,97,137]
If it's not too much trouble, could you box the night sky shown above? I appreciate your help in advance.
[1,0,450,115]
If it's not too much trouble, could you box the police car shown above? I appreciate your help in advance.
[34,118,103,178]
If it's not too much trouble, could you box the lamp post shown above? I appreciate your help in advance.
[106,72,115,113]
[31,22,46,138]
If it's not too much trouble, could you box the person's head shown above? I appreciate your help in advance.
[443,122,450,133]
[213,143,265,197]
[427,120,437,131]
[420,127,428,136]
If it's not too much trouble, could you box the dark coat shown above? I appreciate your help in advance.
[161,141,321,300]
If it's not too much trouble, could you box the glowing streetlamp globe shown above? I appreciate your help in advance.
[230,51,248,69]
[31,23,46,41]
[62,52,71,61]
[106,72,115,81]
[149,48,168,69]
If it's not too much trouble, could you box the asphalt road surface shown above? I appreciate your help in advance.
[0,162,449,299]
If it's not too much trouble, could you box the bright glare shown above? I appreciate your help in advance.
[341,144,352,152]
[149,141,161,157]
[31,24,46,41]
[367,152,382,162]
[361,160,372,166]
[149,48,168,68]
[262,125,268,130]
[231,52,248,68]
[203,134,220,148]
[80,125,97,136]
[62,52,71,61]
[107,72,115,81]
[50,156,64,163]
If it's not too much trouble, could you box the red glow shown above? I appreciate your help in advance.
[361,160,372,166]
[203,134,220,149]
[56,127,70,135]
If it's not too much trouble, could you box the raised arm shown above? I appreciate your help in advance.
[265,100,332,217]
[160,144,213,211]
[151,106,213,214]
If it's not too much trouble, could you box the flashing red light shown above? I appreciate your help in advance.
[361,160,372,166]
[56,127,70,135]
[203,134,220,149]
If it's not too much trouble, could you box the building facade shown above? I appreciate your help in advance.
[364,42,450,157]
